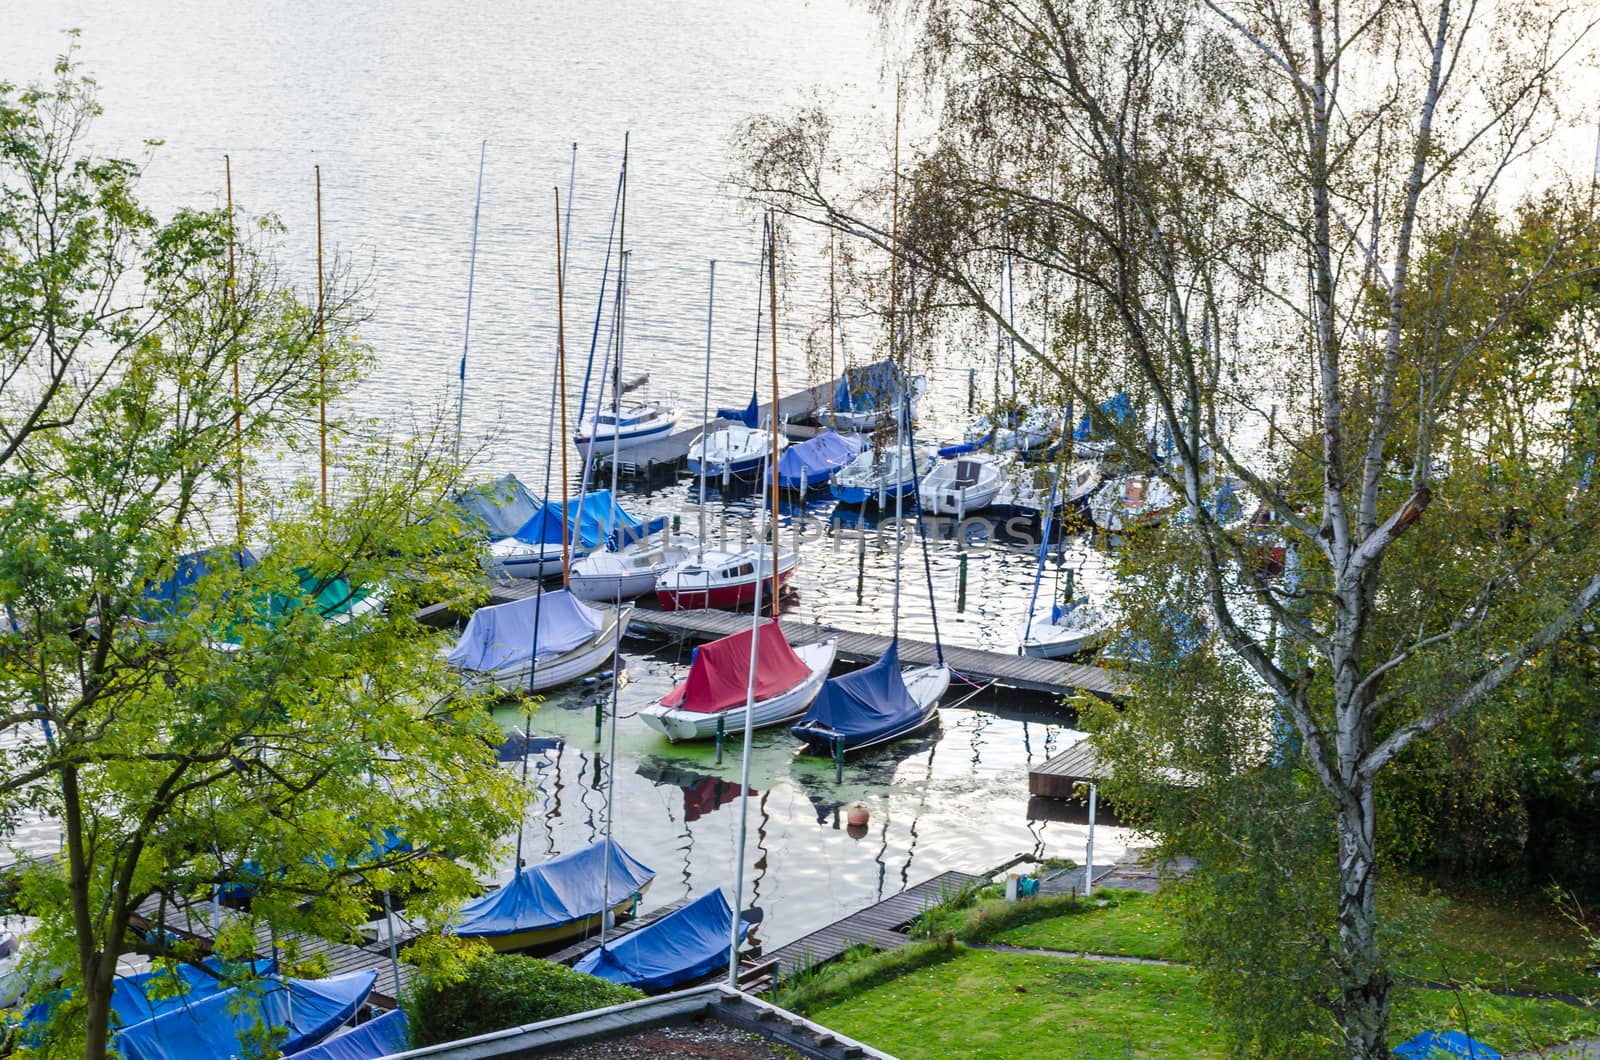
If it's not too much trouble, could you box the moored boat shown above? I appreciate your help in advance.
[573,400,681,456]
[1020,597,1114,658]
[654,545,797,612]
[1088,473,1179,532]
[640,620,836,741]
[792,640,950,755]
[686,423,786,479]
[451,839,655,952]
[829,442,935,505]
[919,454,1006,516]
[572,889,746,993]
[570,533,699,601]
[444,590,630,693]
[776,429,865,491]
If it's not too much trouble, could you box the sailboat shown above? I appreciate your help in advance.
[573,399,681,456]
[572,888,748,993]
[919,452,1006,516]
[640,619,836,741]
[443,589,632,693]
[828,436,936,505]
[794,398,949,755]
[486,491,643,580]
[1087,472,1179,532]
[825,359,927,430]
[1019,465,1112,658]
[775,429,866,492]
[451,838,655,952]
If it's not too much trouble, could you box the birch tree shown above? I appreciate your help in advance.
[741,0,1600,1053]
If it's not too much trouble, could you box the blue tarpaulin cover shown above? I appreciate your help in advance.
[445,590,602,673]
[716,394,760,428]
[291,1009,410,1060]
[110,958,276,1028]
[113,970,375,1060]
[792,640,923,751]
[140,548,258,619]
[1393,1031,1501,1059]
[508,492,643,550]
[573,889,743,993]
[455,475,542,541]
[453,839,655,941]
[832,360,900,413]
[777,431,864,490]
[1074,392,1137,441]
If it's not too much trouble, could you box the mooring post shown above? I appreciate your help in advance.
[833,735,845,784]
[593,695,603,744]
[716,714,726,765]
[967,367,976,411]
[957,552,969,612]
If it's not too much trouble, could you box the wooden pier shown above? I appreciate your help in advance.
[1027,739,1105,799]
[762,869,985,976]
[627,607,1123,698]
[130,894,414,1008]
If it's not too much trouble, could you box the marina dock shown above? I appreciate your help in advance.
[760,869,985,977]
[1027,739,1105,799]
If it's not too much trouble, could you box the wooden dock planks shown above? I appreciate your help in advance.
[1028,739,1103,799]
[762,869,985,976]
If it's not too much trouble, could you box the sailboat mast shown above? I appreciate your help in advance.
[599,249,630,953]
[556,186,572,585]
[315,165,327,508]
[828,234,837,388]
[767,211,781,613]
[454,141,487,470]
[699,261,715,559]
[889,83,901,367]
[728,417,769,989]
[225,156,244,547]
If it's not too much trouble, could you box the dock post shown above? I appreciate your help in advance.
[957,552,969,612]
[1084,782,1097,898]
[594,696,603,744]
[716,715,726,765]
[967,367,976,411]
[833,735,845,783]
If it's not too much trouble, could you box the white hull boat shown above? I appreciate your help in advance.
[920,455,1005,516]
[1088,474,1178,532]
[641,639,837,742]
[573,402,681,457]
[687,424,786,478]
[829,444,936,505]
[487,538,570,580]
[569,534,699,601]
[446,593,632,695]
[1020,599,1114,659]
[655,545,798,611]
[829,374,927,431]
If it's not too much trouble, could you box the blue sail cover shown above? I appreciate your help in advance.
[111,958,276,1027]
[444,590,602,672]
[508,492,643,550]
[1074,392,1137,441]
[113,970,376,1060]
[777,431,864,490]
[454,475,542,541]
[716,394,760,428]
[292,1009,410,1060]
[832,360,900,413]
[793,640,923,750]
[453,839,655,941]
[139,548,259,620]
[573,889,743,993]
[1393,1031,1501,1059]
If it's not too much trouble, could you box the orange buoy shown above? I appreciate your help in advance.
[846,802,869,827]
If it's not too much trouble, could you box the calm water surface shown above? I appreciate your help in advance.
[3,0,1133,949]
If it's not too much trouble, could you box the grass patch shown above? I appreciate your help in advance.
[1393,986,1599,1053]
[807,949,1226,1059]
[984,888,1186,961]
[772,938,960,1014]
[1393,893,1598,997]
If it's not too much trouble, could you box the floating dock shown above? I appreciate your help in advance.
[1027,739,1105,799]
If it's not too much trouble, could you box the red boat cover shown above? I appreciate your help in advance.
[660,621,811,714]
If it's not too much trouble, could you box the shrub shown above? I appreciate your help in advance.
[404,952,644,1047]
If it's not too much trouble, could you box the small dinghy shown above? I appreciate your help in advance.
[445,590,630,694]
[573,400,681,456]
[640,620,836,742]
[654,546,797,612]
[1020,597,1114,659]
[776,429,865,491]
[791,640,950,755]
[687,423,786,479]
[573,889,747,993]
[452,839,655,952]
[919,454,1005,516]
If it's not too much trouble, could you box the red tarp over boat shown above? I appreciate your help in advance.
[660,621,810,714]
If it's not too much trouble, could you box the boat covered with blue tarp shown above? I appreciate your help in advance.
[776,431,865,491]
[506,491,644,551]
[139,548,258,621]
[110,958,276,1027]
[791,640,950,754]
[573,888,744,993]
[1074,392,1137,443]
[113,969,375,1060]
[291,1008,410,1060]
[1393,1030,1501,1059]
[453,838,655,951]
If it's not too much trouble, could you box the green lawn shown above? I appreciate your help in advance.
[1394,986,1599,1053]
[807,949,1226,1060]
[1396,895,1598,996]
[985,889,1186,961]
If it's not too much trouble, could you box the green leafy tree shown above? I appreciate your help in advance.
[741,0,1600,1054]
[0,60,521,1059]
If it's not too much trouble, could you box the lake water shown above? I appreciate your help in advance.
[2,0,1133,950]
